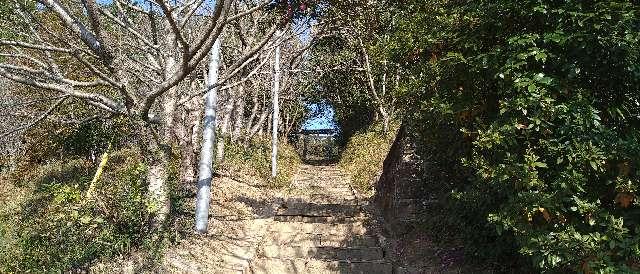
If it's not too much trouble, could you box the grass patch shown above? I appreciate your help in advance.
[220,137,302,188]
[338,121,399,192]
[0,148,157,273]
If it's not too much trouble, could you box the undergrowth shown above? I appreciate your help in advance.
[0,135,302,272]
[0,148,157,273]
[339,121,399,192]
[220,137,302,188]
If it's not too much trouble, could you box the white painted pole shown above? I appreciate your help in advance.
[271,30,283,178]
[195,38,222,233]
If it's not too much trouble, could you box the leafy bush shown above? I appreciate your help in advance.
[384,0,640,272]
[220,137,302,188]
[339,122,399,192]
[0,149,154,272]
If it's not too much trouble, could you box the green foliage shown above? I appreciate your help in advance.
[339,122,398,192]
[0,149,154,272]
[306,36,377,141]
[381,0,640,272]
[0,1,35,40]
[220,137,302,188]
[20,118,131,166]
[308,1,402,139]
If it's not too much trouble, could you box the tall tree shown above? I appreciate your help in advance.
[0,0,277,229]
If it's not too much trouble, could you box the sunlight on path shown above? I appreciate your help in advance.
[247,165,392,274]
[158,165,393,274]
[160,176,284,273]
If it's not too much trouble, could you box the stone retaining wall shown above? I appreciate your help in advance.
[375,124,426,235]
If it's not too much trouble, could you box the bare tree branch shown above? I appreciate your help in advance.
[0,95,68,138]
[39,0,114,67]
[0,39,72,53]
[0,68,123,114]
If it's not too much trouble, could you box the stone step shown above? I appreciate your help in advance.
[308,194,357,203]
[259,245,383,261]
[273,215,362,223]
[267,221,367,235]
[248,259,393,274]
[285,197,355,204]
[264,232,379,248]
[394,265,494,274]
[278,203,361,217]
[285,198,358,207]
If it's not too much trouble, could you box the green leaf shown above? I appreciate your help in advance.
[80,216,91,224]
[590,161,599,171]
[535,52,548,62]
[534,162,548,168]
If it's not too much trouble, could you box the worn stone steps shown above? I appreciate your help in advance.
[248,259,393,274]
[264,231,379,247]
[267,221,367,235]
[248,164,392,273]
[273,215,362,223]
[260,245,384,261]
[278,204,361,217]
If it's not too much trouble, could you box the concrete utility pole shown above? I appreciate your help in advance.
[195,38,222,233]
[271,30,283,178]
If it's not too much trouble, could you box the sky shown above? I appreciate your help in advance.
[301,103,336,130]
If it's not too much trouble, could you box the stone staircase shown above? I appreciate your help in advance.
[247,165,392,274]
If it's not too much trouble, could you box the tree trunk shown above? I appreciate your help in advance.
[146,54,179,231]
[135,123,173,233]
[381,112,390,133]
[248,106,269,141]
[245,90,259,139]
[284,107,299,141]
[195,38,221,233]
[216,90,235,162]
[263,112,271,138]
[271,30,283,178]
[282,110,290,141]
[359,38,390,133]
[178,81,201,184]
[163,56,179,143]
[232,85,246,142]
[147,147,172,230]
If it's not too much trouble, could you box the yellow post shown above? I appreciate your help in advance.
[86,144,112,199]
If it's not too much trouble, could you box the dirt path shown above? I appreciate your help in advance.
[247,164,392,273]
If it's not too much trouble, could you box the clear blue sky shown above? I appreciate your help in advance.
[301,103,336,130]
